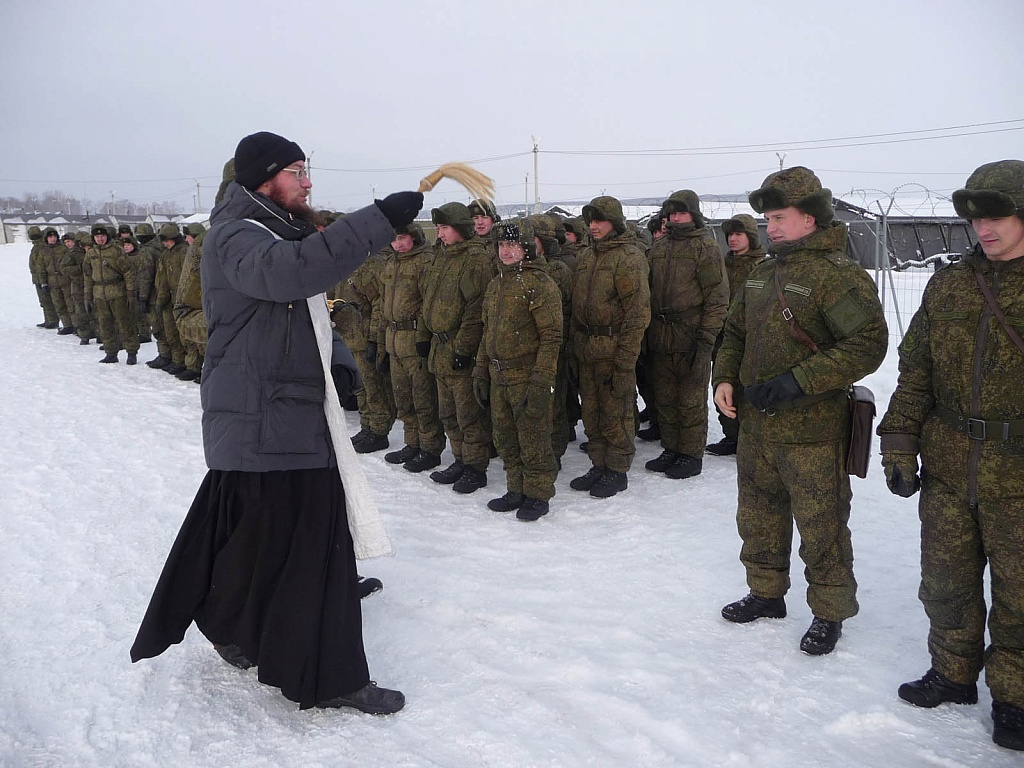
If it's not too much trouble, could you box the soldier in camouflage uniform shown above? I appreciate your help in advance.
[377,223,444,468]
[713,167,887,656]
[59,232,91,344]
[560,217,585,274]
[644,191,729,479]
[707,214,766,456]
[84,223,139,364]
[568,196,651,499]
[40,228,75,334]
[139,223,170,367]
[28,226,59,329]
[117,224,134,241]
[154,224,189,375]
[171,223,207,382]
[877,160,1024,751]
[474,218,562,521]
[416,202,494,493]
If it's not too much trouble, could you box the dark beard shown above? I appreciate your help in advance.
[274,195,325,229]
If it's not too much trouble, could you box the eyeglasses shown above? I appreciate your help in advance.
[281,167,310,181]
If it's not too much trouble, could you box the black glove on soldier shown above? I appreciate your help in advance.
[745,371,804,411]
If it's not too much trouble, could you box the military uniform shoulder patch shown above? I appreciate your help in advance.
[827,292,871,337]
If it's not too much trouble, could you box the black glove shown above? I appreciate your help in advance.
[452,353,473,371]
[41,283,49,292]
[473,377,490,408]
[377,352,390,375]
[139,299,149,314]
[882,452,921,498]
[364,341,378,363]
[416,340,431,358]
[375,192,424,229]
[744,371,804,411]
[127,296,138,315]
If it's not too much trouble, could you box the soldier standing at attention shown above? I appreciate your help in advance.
[29,226,59,329]
[643,191,728,480]
[154,224,189,376]
[172,223,208,382]
[707,214,767,456]
[134,223,159,346]
[83,223,139,365]
[59,232,91,344]
[568,196,651,499]
[474,219,562,521]
[417,202,493,493]
[877,160,1024,752]
[40,227,75,335]
[713,167,887,656]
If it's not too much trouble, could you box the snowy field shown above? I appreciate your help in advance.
[0,242,1015,768]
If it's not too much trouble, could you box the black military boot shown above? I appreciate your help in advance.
[706,438,738,456]
[385,445,420,465]
[569,466,605,491]
[350,427,371,445]
[146,355,170,369]
[665,453,702,480]
[452,466,487,494]
[354,432,389,454]
[138,334,152,344]
[430,459,465,485]
[578,441,589,453]
[993,701,1024,751]
[99,352,119,364]
[487,491,524,512]
[636,422,661,441]
[590,469,628,498]
[44,321,60,329]
[516,497,549,521]
[126,352,138,366]
[799,617,843,655]
[403,451,441,473]
[897,668,978,708]
[175,368,199,381]
[645,449,679,473]
[721,593,787,623]
[36,321,49,328]
[164,362,185,375]
[57,325,76,335]
[79,337,90,345]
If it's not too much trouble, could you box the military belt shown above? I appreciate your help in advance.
[92,278,121,285]
[652,308,700,324]
[389,319,417,331]
[433,330,454,343]
[489,354,534,372]
[764,388,843,413]
[934,404,1024,441]
[576,322,621,337]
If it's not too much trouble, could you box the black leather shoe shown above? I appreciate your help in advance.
[404,451,442,473]
[721,593,787,623]
[897,668,978,708]
[590,469,627,498]
[452,466,487,494]
[357,576,383,599]
[645,449,678,473]
[665,453,702,479]
[569,466,604,491]
[487,491,524,512]
[993,701,1024,751]
[516,497,549,521]
[706,438,737,456]
[317,682,405,715]
[385,445,420,464]
[430,460,465,485]
[799,617,843,655]
[214,643,254,670]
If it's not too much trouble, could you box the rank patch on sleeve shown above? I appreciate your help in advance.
[827,293,870,336]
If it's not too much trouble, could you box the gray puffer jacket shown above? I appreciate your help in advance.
[201,181,394,471]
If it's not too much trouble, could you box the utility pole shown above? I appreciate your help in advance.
[532,136,540,214]
[776,152,786,171]
[110,190,116,216]
[195,180,201,213]
[524,173,529,213]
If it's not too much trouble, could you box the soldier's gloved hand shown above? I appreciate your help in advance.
[473,377,490,408]
[364,341,378,363]
[415,340,431,358]
[744,371,804,411]
[452,353,473,371]
[375,192,424,229]
[523,379,553,420]
[882,452,921,497]
[377,352,390,375]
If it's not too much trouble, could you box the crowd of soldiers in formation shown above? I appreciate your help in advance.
[26,190,753,520]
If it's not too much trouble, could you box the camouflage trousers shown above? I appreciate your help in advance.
[712,334,738,442]
[578,357,637,474]
[918,473,1024,708]
[161,305,184,365]
[649,347,712,457]
[150,304,169,358]
[95,296,141,354]
[434,366,491,470]
[70,288,93,339]
[491,379,557,501]
[176,311,207,374]
[58,284,76,330]
[35,284,58,325]
[136,306,151,341]
[389,350,444,454]
[736,435,858,622]
[49,280,73,329]
[354,355,396,436]
[550,346,572,458]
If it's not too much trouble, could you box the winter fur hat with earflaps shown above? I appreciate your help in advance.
[394,222,426,247]
[660,190,704,227]
[529,214,562,257]
[721,213,761,250]
[431,202,476,241]
[467,199,500,222]
[749,166,834,226]
[952,159,1024,221]
[497,218,537,260]
[581,195,626,234]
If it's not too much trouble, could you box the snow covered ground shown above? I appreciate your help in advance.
[0,242,1015,767]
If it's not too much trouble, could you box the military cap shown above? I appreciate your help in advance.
[77,231,92,247]
[721,213,761,250]
[394,222,426,247]
[117,224,134,236]
[135,222,154,236]
[62,232,76,243]
[90,223,111,237]
[952,159,1024,220]
[581,195,626,234]
[467,199,500,222]
[749,166,833,225]
[660,190,704,226]
[28,225,43,240]
[497,217,537,259]
[431,202,476,240]
[159,223,181,240]
[184,223,206,238]
[43,227,60,239]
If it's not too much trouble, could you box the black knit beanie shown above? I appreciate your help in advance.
[233,131,305,191]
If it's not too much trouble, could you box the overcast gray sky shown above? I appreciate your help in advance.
[3,0,1022,215]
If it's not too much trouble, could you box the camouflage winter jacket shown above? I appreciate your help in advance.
[58,244,86,295]
[646,223,728,354]
[878,246,1024,501]
[155,241,189,307]
[28,242,47,284]
[41,241,69,287]
[84,241,136,300]
[331,248,389,353]
[570,228,651,370]
[136,238,161,303]
[173,231,206,343]
[475,258,563,387]
[724,246,767,306]
[713,222,888,443]
[379,241,433,357]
